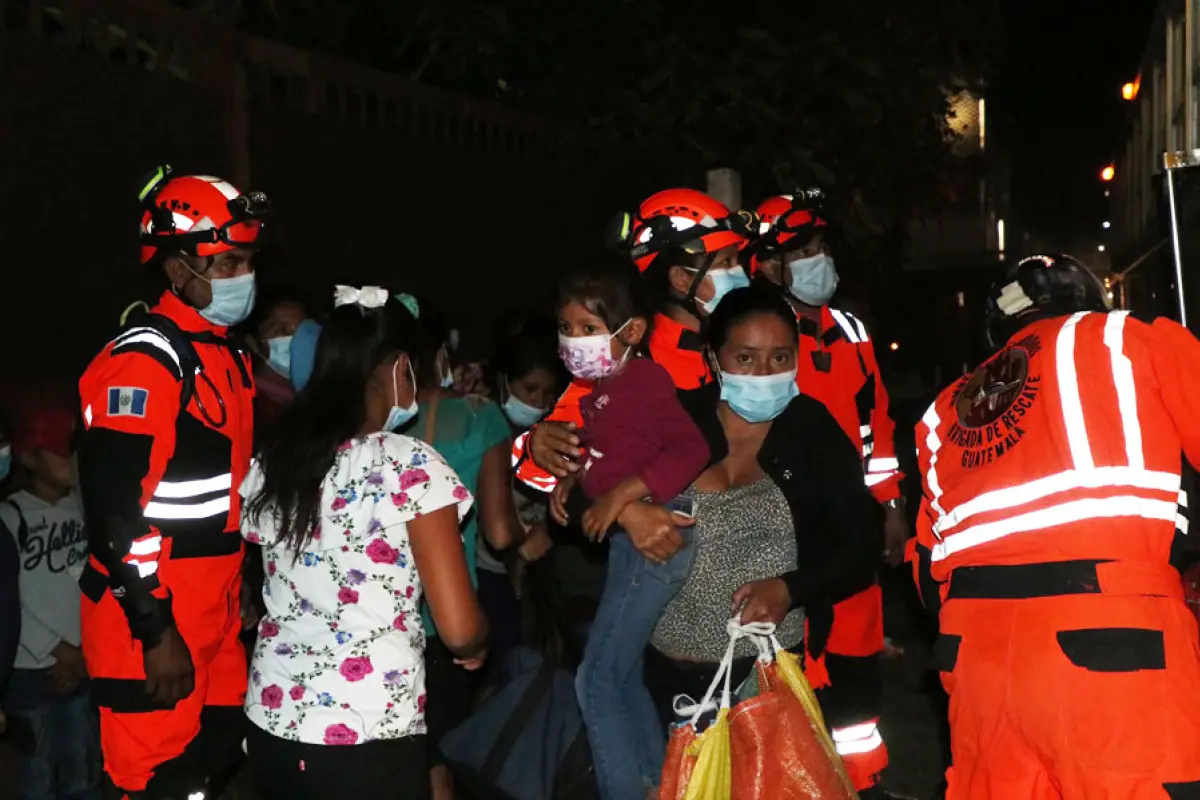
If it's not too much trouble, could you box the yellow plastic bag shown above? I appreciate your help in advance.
[683,708,732,800]
[772,641,858,798]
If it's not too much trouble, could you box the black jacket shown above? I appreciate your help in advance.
[677,382,881,656]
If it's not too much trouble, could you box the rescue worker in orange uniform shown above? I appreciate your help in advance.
[77,167,265,798]
[914,254,1200,798]
[750,190,902,795]
[513,188,755,490]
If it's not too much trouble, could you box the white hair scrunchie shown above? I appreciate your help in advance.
[333,284,389,309]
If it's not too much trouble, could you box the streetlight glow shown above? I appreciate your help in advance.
[1101,165,1116,182]
[1098,245,1106,252]
[1122,82,1138,101]
[889,342,900,352]
[1103,221,1111,229]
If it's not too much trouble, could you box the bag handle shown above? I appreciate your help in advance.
[684,618,777,728]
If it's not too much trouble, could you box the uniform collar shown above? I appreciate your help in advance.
[651,312,704,352]
[154,290,226,335]
[796,305,833,339]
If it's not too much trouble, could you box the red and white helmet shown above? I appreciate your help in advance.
[138,166,268,264]
[615,188,755,273]
[750,190,828,274]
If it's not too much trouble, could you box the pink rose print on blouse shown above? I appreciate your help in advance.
[453,484,469,501]
[331,496,348,511]
[261,684,284,710]
[366,538,400,565]
[324,723,359,746]
[393,612,407,631]
[399,468,430,490]
[266,560,277,576]
[390,491,409,507]
[259,620,280,639]
[339,656,374,682]
[418,693,427,714]
[245,531,262,544]
[289,685,305,701]
[337,586,360,605]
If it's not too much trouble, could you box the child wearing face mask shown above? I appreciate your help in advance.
[1,397,101,800]
[549,259,709,800]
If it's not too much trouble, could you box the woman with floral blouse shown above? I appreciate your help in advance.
[240,285,487,800]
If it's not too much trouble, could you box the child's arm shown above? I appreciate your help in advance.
[581,475,651,541]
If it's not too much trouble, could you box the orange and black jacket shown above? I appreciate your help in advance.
[77,291,255,648]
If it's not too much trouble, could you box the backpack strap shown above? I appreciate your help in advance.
[5,500,28,553]
[110,311,201,411]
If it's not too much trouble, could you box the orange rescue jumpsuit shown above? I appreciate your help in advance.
[77,291,255,794]
[513,311,709,489]
[796,305,900,790]
[915,311,1200,798]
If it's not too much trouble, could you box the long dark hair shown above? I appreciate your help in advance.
[556,257,655,349]
[706,284,800,352]
[245,293,423,554]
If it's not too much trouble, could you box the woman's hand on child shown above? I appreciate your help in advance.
[530,422,584,477]
[617,502,690,564]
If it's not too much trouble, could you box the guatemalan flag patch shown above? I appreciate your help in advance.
[107,387,149,418]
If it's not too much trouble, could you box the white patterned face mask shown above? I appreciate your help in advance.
[557,320,630,381]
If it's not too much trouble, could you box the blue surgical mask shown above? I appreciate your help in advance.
[266,336,293,378]
[384,359,419,432]
[699,267,750,315]
[0,446,11,483]
[289,319,322,392]
[786,253,838,307]
[200,272,257,327]
[719,369,799,423]
[502,379,548,429]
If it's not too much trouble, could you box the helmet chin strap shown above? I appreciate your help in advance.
[677,252,717,321]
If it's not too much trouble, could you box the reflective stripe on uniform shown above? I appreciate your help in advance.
[144,471,234,521]
[932,495,1179,562]
[144,496,230,521]
[868,457,899,474]
[1056,312,1093,470]
[830,309,861,344]
[153,474,232,498]
[832,720,885,756]
[932,466,1181,537]
[922,404,947,519]
[112,327,182,372]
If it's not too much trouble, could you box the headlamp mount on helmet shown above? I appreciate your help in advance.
[607,207,760,264]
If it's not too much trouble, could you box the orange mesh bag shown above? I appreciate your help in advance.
[660,723,698,800]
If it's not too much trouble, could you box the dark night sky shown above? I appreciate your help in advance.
[994,0,1158,250]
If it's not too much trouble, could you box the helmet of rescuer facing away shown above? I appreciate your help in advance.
[137,165,269,265]
[983,253,1111,348]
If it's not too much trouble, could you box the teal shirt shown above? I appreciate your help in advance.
[415,395,510,636]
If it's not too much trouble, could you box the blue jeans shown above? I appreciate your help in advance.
[576,520,696,800]
[4,668,102,800]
